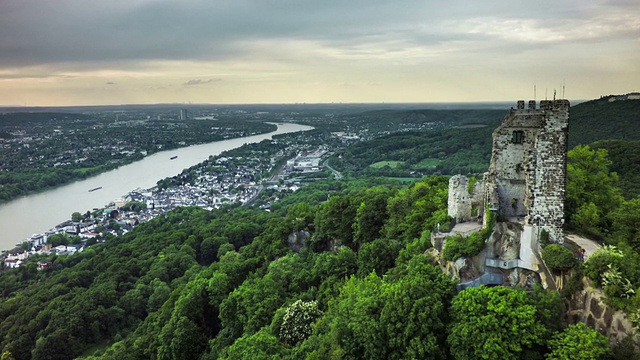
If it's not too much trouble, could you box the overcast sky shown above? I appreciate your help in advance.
[0,0,638,106]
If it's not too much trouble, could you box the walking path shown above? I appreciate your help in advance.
[566,234,601,261]
[443,221,483,237]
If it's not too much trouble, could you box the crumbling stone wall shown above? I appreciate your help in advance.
[485,111,542,218]
[448,175,471,222]
[447,175,484,223]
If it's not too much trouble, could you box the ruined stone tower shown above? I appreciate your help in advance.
[447,175,484,223]
[448,99,570,243]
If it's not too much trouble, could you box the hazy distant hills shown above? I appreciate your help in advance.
[0,112,90,124]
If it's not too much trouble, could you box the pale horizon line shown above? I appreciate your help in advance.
[0,98,596,109]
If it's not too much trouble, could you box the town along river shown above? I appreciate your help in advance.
[0,123,313,251]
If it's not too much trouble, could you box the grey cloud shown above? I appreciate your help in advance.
[0,0,637,70]
[183,79,221,86]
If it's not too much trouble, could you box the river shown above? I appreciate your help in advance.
[0,123,313,251]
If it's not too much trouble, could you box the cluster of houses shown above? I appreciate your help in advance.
[1,144,331,270]
[0,126,146,169]
[2,222,93,269]
[606,92,640,102]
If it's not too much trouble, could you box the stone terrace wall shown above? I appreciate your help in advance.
[568,284,636,343]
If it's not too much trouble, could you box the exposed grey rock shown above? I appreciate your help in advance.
[287,230,310,253]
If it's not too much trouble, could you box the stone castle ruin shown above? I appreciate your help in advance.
[435,99,570,291]
[442,100,638,342]
[448,99,570,244]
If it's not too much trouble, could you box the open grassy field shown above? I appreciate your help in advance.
[369,160,405,169]
[412,158,441,170]
[386,177,420,183]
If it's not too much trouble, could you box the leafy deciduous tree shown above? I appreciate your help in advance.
[220,329,287,360]
[448,286,548,360]
[567,145,622,233]
[546,323,612,360]
[542,244,578,273]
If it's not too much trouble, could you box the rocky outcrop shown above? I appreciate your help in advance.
[567,281,636,343]
[434,221,545,290]
[486,222,521,260]
[287,230,310,253]
[429,247,484,284]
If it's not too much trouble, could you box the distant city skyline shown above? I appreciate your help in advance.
[0,0,638,106]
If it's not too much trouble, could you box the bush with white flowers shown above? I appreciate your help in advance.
[278,299,322,346]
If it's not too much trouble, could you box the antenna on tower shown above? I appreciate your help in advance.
[545,88,548,100]
[553,89,556,101]
[562,79,566,99]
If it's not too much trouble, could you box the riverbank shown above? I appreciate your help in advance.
[1,129,330,268]
[0,123,313,251]
[0,123,278,206]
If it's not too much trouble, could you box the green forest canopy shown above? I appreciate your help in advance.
[0,173,622,360]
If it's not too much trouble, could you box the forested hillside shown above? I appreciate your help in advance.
[569,98,640,147]
[591,139,640,199]
[0,174,622,359]
[331,126,493,178]
[563,144,640,353]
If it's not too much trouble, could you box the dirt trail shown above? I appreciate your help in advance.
[566,234,601,261]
